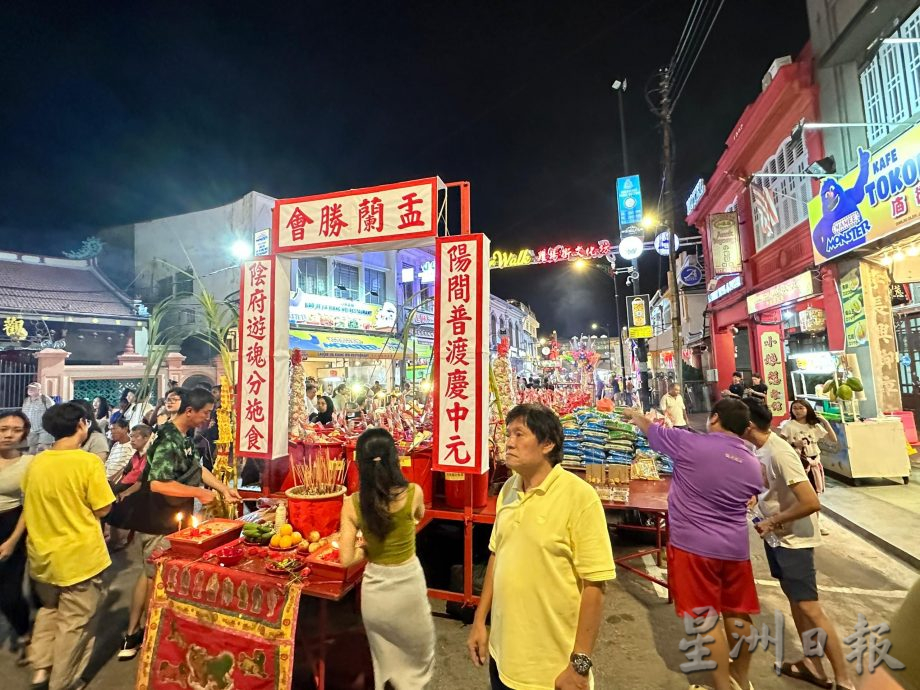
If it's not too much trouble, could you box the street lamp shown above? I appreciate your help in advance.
[230,240,250,261]
[611,78,629,173]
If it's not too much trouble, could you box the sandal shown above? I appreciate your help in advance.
[780,661,832,689]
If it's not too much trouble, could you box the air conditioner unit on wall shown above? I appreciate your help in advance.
[761,56,792,92]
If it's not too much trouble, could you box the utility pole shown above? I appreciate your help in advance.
[613,78,650,411]
[659,67,683,396]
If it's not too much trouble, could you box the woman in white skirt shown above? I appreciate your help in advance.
[339,428,435,689]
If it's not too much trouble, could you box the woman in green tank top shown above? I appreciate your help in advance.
[339,428,435,689]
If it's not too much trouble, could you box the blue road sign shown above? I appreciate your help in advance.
[679,263,704,287]
[616,176,643,228]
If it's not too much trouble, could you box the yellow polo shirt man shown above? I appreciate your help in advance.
[489,464,615,689]
[23,447,114,586]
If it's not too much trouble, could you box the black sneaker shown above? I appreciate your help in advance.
[117,630,143,660]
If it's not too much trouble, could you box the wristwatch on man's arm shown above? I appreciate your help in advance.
[570,652,593,676]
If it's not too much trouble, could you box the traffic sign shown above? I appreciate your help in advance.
[679,263,704,287]
[616,176,643,228]
[654,231,679,256]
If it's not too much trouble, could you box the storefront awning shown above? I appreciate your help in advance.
[290,329,433,359]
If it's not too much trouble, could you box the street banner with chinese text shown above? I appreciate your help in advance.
[708,212,743,275]
[236,257,290,459]
[274,178,441,253]
[434,234,490,475]
[810,123,920,264]
[757,326,788,418]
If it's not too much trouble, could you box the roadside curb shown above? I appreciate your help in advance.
[821,504,920,571]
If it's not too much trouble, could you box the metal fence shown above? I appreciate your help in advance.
[0,359,38,412]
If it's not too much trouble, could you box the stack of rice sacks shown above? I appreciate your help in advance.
[559,408,639,469]
[561,413,584,465]
[633,425,674,475]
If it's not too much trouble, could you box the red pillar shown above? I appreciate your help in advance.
[821,265,845,352]
[711,327,737,398]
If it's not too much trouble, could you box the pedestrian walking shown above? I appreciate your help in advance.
[660,382,689,429]
[468,403,614,690]
[338,428,435,689]
[779,399,837,535]
[21,383,54,454]
[625,399,763,690]
[22,402,115,690]
[742,399,855,690]
[0,411,35,665]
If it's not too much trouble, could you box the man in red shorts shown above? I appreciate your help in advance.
[626,399,764,690]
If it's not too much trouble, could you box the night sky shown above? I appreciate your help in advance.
[0,1,809,335]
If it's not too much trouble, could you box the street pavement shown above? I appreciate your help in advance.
[0,518,914,689]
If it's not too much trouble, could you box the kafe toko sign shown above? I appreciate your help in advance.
[810,122,920,263]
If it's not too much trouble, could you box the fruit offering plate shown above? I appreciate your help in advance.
[168,518,245,557]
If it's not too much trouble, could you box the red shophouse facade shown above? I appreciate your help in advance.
[687,45,845,419]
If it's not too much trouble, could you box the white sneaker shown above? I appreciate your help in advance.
[820,526,830,536]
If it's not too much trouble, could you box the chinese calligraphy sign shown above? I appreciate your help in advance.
[434,234,490,474]
[275,177,441,252]
[760,327,787,417]
[236,257,290,459]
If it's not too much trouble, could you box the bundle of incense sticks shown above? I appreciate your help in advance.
[290,446,346,495]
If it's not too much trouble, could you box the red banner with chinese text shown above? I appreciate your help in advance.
[433,234,490,475]
[236,257,291,459]
[273,178,442,253]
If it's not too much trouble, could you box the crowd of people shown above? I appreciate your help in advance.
[0,382,241,690]
[2,378,917,690]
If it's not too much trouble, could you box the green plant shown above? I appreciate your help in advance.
[134,260,238,403]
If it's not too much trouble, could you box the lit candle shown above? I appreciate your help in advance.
[190,516,200,537]
[176,512,184,533]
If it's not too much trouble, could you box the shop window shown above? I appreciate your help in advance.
[859,5,920,146]
[334,262,359,300]
[754,134,810,251]
[298,258,327,296]
[365,268,386,306]
[491,314,497,345]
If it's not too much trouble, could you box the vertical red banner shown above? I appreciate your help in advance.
[236,257,290,459]
[755,323,789,419]
[433,234,490,475]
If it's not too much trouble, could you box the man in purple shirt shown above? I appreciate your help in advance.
[626,399,764,690]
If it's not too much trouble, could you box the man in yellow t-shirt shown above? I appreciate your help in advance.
[22,401,114,690]
[468,404,616,690]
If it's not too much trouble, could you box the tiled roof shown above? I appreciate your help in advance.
[0,255,137,318]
